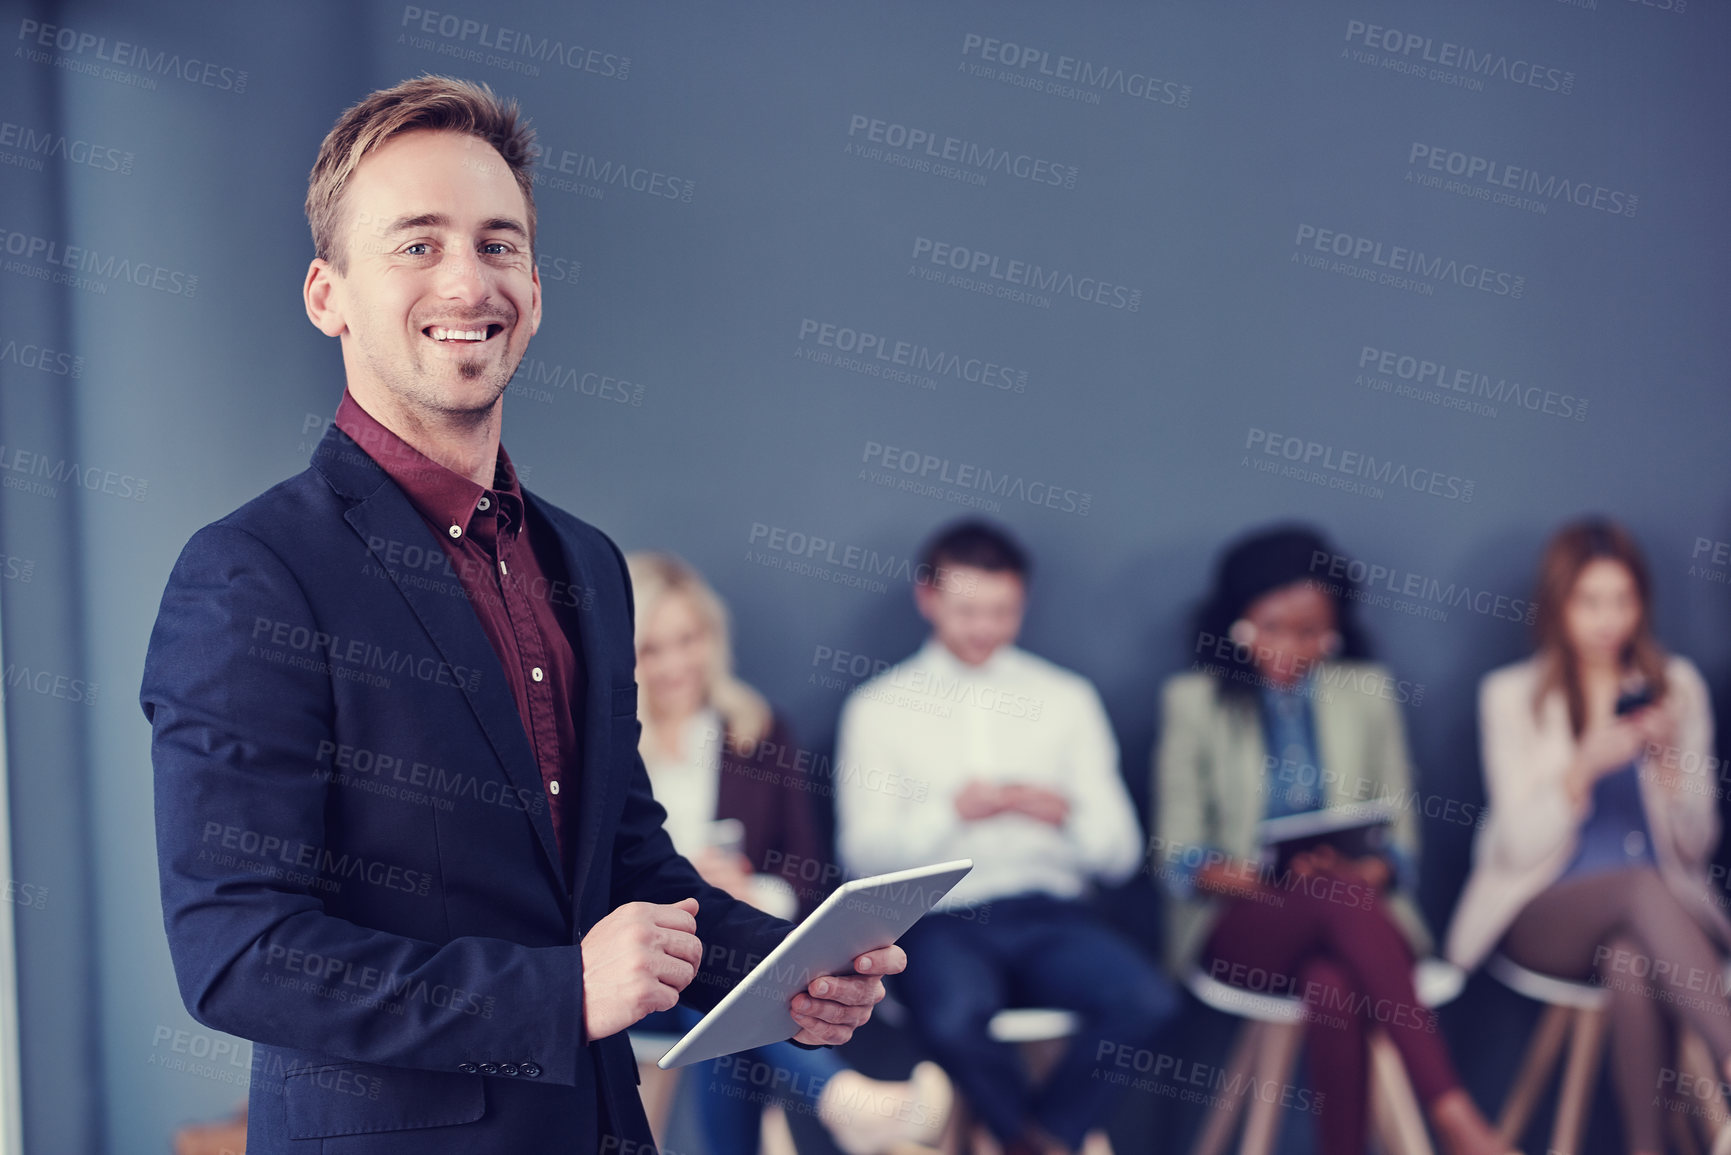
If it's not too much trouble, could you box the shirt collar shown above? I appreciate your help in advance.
[919,636,1015,679]
[334,390,524,544]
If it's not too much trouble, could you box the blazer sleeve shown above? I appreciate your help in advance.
[1476,667,1583,872]
[145,524,587,1083]
[1652,658,1719,869]
[1152,677,1219,898]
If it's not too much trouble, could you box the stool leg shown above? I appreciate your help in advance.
[1240,1021,1303,1155]
[1496,1003,1572,1144]
[1677,1028,1731,1147]
[941,1088,976,1155]
[1190,1021,1264,1155]
[1550,1004,1607,1155]
[1367,1030,1434,1155]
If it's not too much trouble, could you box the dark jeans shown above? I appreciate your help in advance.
[893,893,1178,1149]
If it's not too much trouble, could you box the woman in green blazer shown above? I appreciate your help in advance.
[1153,525,1507,1155]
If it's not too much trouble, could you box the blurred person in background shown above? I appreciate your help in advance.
[1155,524,1510,1155]
[835,520,1177,1155]
[627,551,951,1155]
[1447,518,1730,1155]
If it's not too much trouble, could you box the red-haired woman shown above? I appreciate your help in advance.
[1447,518,1729,1155]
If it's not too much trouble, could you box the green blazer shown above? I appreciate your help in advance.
[1152,661,1433,976]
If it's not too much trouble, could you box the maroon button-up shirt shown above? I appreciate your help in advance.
[335,391,584,869]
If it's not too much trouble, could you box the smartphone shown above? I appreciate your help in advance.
[1614,685,1656,716]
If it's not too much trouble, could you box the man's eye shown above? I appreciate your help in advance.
[482,242,512,255]
[403,242,432,256]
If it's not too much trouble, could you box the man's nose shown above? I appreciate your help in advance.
[435,248,489,303]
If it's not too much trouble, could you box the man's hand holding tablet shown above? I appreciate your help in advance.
[789,943,906,1045]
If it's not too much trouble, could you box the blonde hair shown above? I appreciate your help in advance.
[625,552,772,756]
[306,74,537,273]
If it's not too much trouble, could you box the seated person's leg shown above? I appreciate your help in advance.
[895,909,1032,1145]
[1004,900,1178,1149]
[1294,955,1369,1155]
[1597,932,1669,1155]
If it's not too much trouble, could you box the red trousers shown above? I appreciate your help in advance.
[1202,875,1462,1155]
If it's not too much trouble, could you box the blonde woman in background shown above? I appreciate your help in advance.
[1447,519,1730,1155]
[626,551,951,1155]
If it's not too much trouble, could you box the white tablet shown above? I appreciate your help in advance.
[656,859,973,1069]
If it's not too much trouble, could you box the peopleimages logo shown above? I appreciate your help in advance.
[1357,345,1586,421]
[16,18,250,93]
[909,236,1142,312]
[845,114,1078,189]
[1244,427,1474,504]
[1408,143,1637,218]
[1342,19,1574,95]
[796,318,1028,394]
[959,33,1192,108]
[1293,224,1524,299]
[398,7,629,78]
[0,228,198,297]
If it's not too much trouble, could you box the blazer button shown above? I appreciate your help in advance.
[479,1062,499,1075]
[500,1063,520,1077]
[458,1062,478,1074]
[520,1061,542,1078]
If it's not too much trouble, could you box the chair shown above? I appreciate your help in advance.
[1489,952,1731,1155]
[1484,952,1608,1155]
[1186,958,1465,1155]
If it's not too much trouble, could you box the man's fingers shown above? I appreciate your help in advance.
[793,994,872,1028]
[791,1018,852,1047]
[653,900,699,933]
[854,944,906,977]
[657,927,703,969]
[809,973,886,1009]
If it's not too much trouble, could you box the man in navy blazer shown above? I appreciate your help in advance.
[142,76,900,1154]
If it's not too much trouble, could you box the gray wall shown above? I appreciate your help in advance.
[1,0,1726,1151]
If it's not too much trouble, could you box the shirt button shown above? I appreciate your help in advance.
[448,524,462,539]
[478,495,491,511]
[550,780,561,795]
[531,666,544,682]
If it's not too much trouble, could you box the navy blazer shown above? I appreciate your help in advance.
[143,424,792,1153]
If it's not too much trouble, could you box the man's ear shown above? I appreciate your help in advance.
[304,258,346,337]
[914,579,938,624]
[527,260,543,338]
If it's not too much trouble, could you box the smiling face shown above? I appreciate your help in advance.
[915,565,1025,667]
[305,129,541,428]
[636,591,715,723]
[1241,580,1337,689]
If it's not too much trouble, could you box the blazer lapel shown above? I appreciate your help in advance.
[320,430,568,894]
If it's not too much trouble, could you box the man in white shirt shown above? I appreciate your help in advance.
[835,521,1176,1155]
